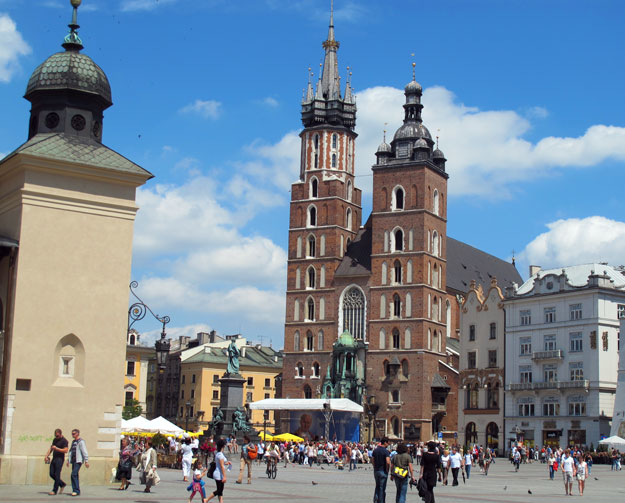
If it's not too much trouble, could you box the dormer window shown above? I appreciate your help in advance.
[397,143,409,158]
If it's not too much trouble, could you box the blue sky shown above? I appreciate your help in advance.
[2,0,625,348]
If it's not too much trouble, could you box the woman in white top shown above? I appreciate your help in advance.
[205,438,231,503]
[180,437,194,482]
[576,453,587,496]
[440,449,450,485]
[463,451,472,479]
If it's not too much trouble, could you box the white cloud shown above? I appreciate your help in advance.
[179,99,222,119]
[245,84,625,197]
[0,14,31,83]
[121,0,179,12]
[261,97,279,108]
[518,216,625,269]
[526,106,549,119]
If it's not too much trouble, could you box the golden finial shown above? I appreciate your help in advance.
[436,129,440,148]
[383,122,388,142]
[71,0,82,6]
[411,53,416,80]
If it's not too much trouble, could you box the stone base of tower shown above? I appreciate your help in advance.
[0,455,118,485]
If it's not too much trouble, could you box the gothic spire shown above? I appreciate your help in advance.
[62,0,84,52]
[320,0,341,101]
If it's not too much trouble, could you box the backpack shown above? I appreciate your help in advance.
[207,461,216,479]
[247,444,258,460]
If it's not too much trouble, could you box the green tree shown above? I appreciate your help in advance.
[122,399,143,420]
[151,433,167,449]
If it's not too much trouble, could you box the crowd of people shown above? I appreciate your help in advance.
[44,426,625,502]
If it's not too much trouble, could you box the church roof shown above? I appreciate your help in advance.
[335,225,372,277]
[1,133,153,179]
[446,237,522,294]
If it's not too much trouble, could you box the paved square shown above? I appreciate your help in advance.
[0,460,623,502]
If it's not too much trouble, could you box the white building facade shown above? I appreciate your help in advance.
[504,264,625,450]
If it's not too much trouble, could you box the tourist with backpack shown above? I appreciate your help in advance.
[236,435,257,484]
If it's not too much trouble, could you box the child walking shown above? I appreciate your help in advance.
[187,469,206,503]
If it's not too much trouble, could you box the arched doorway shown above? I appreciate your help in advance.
[486,422,499,451]
[466,422,477,445]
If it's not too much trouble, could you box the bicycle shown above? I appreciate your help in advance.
[265,456,278,479]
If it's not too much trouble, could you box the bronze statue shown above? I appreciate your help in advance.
[227,339,240,375]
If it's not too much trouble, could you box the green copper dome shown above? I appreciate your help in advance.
[336,330,356,347]
[25,51,112,106]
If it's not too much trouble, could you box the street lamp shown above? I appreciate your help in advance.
[263,410,269,443]
[367,396,379,442]
[128,281,171,372]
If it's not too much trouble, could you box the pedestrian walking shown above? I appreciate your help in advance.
[140,438,159,493]
[463,449,472,479]
[372,438,391,503]
[116,437,138,490]
[67,429,89,497]
[419,441,441,503]
[391,443,414,503]
[44,428,68,495]
[181,437,194,482]
[576,453,587,496]
[449,446,462,486]
[547,452,555,480]
[205,438,232,503]
[561,448,576,496]
[236,435,256,484]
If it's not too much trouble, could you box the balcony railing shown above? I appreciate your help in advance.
[432,403,447,412]
[507,380,589,391]
[532,349,563,360]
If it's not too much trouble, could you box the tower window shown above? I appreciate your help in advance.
[308,206,317,227]
[306,331,314,351]
[308,235,316,257]
[394,260,402,284]
[313,362,320,377]
[433,189,440,216]
[392,328,400,349]
[307,266,316,289]
[307,298,315,321]
[346,208,352,229]
[311,178,318,198]
[393,294,401,318]
[392,187,405,210]
[332,133,337,149]
[347,180,353,201]
[342,287,365,340]
[332,153,337,168]
[394,229,404,251]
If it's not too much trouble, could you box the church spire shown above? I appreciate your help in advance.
[320,0,341,100]
[62,0,84,52]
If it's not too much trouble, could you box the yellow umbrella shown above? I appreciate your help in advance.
[272,433,304,443]
[259,431,274,441]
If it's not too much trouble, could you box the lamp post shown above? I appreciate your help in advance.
[368,396,379,442]
[128,281,171,372]
[263,410,269,443]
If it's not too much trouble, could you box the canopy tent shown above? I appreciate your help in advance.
[121,416,153,432]
[599,435,625,448]
[258,431,274,441]
[148,416,185,435]
[272,433,304,443]
[249,398,363,413]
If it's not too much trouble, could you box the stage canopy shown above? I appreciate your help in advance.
[249,398,363,413]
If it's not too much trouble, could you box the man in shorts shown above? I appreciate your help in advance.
[561,448,576,496]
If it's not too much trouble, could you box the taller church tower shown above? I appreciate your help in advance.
[282,8,362,401]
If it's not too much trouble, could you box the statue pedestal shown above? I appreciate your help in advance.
[211,373,260,442]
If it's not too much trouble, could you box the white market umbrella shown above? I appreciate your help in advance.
[121,415,152,432]
[599,435,625,449]
[147,416,184,435]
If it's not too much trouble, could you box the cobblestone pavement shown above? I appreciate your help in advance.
[1,460,624,502]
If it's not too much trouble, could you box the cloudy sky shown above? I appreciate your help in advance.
[1,0,624,347]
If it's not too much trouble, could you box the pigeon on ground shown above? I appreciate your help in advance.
[321,466,325,470]
[594,477,599,480]
[528,489,532,495]
[312,481,318,485]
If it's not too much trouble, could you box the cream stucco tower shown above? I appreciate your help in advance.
[0,1,152,484]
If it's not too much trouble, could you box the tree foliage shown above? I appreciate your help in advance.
[122,399,143,420]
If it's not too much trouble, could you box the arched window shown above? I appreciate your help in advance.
[297,362,304,377]
[384,230,389,252]
[308,206,317,227]
[486,422,499,450]
[466,422,478,445]
[433,189,439,215]
[393,294,401,318]
[427,328,431,350]
[383,359,389,376]
[306,331,314,351]
[307,298,315,321]
[320,234,326,256]
[294,300,300,321]
[342,287,365,340]
[347,180,353,201]
[332,133,338,149]
[380,294,387,318]
[331,153,337,168]
[394,229,404,252]
[401,359,409,377]
[392,416,401,436]
[317,330,324,350]
[312,362,320,378]
[295,267,301,289]
[304,384,312,398]
[297,236,302,258]
[346,208,352,229]
[432,330,439,353]
[319,297,325,320]
[432,230,439,256]
[405,293,412,317]
[308,235,316,257]
[294,331,300,351]
[380,330,386,350]
[310,177,318,198]
[313,134,319,169]
[392,186,405,210]
[392,328,400,349]
[381,262,388,285]
[432,296,439,321]
[408,229,414,250]
[129,333,136,345]
[433,264,439,288]
[394,260,402,284]
[307,266,316,289]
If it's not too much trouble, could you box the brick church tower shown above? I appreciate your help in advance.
[367,69,451,440]
[282,10,362,401]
